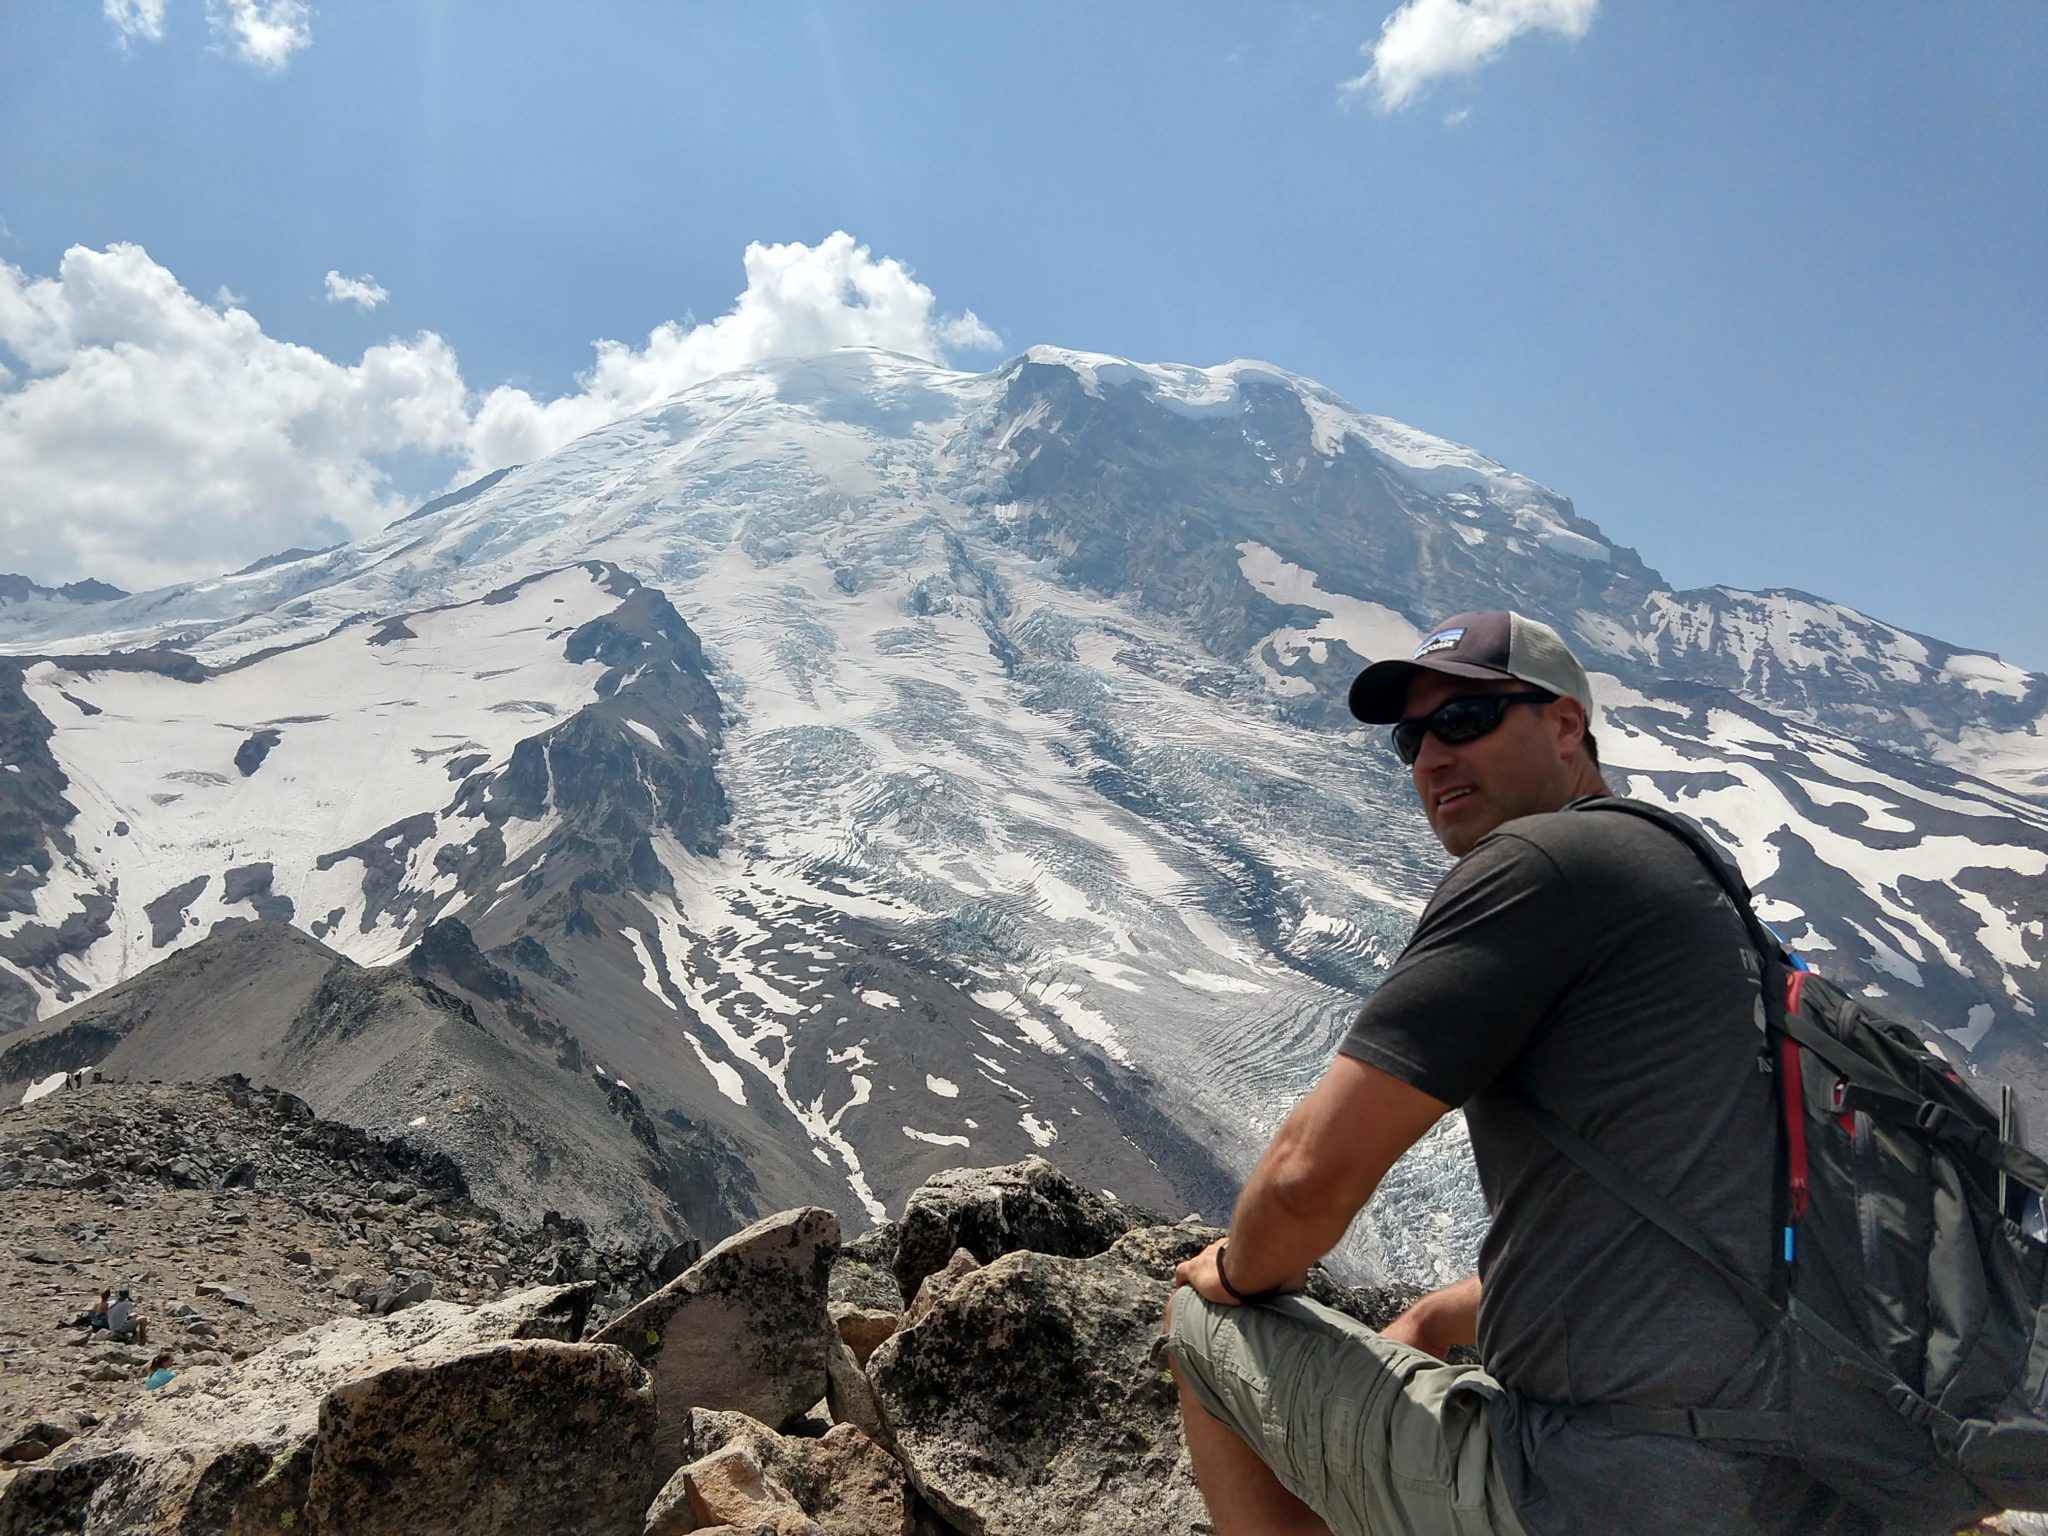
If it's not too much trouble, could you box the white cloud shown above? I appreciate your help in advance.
[0,243,466,591]
[0,233,999,591]
[206,0,312,71]
[1343,0,1598,112]
[323,270,389,311]
[464,230,999,473]
[104,0,168,44]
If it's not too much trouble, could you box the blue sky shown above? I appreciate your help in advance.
[2,2,2044,667]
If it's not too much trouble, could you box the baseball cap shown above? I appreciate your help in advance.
[1347,610,1595,725]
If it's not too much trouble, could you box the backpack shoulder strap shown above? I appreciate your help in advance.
[1512,1091,1781,1330]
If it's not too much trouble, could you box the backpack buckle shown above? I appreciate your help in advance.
[1829,1080,1848,1113]
[1915,1102,1952,1135]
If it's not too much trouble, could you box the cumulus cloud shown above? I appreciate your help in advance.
[0,244,466,591]
[464,230,999,473]
[104,0,168,45]
[0,233,999,592]
[323,270,389,311]
[205,0,311,71]
[1343,0,1598,112]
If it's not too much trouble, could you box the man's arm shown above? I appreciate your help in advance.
[1379,1274,1481,1360]
[1175,1054,1450,1303]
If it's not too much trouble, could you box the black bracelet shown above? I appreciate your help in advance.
[1215,1240,1280,1304]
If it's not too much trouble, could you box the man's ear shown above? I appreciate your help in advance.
[1551,696,1587,759]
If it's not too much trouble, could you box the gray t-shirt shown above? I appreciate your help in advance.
[1341,801,1876,1535]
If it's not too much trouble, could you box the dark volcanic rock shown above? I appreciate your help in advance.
[142,876,207,949]
[232,728,281,776]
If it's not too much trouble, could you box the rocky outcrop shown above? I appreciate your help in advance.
[592,1206,839,1472]
[0,1285,602,1534]
[868,1248,1204,1536]
[307,1338,657,1535]
[890,1158,1133,1302]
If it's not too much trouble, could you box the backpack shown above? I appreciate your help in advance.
[1521,797,2048,1530]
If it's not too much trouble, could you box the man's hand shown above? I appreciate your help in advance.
[1377,1274,1482,1361]
[1171,1239,1308,1307]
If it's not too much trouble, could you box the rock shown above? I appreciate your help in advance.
[682,1443,819,1535]
[337,1273,370,1299]
[868,1250,1203,1536]
[283,1248,313,1266]
[822,1325,888,1449]
[307,1338,657,1535]
[903,1249,980,1328]
[642,1466,699,1536]
[592,1207,838,1473]
[828,1302,898,1368]
[0,1421,71,1462]
[1100,1222,1222,1281]
[830,1222,904,1310]
[0,1283,593,1533]
[369,1272,436,1315]
[182,1321,219,1340]
[195,1282,252,1309]
[776,1423,909,1536]
[890,1159,1132,1303]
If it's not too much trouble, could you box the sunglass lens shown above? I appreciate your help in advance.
[1433,696,1506,744]
[1389,696,1509,764]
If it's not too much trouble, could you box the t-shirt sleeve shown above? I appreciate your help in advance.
[1339,830,1588,1106]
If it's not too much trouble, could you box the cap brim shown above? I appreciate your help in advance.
[1347,656,1515,724]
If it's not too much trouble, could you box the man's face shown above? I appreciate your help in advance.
[1401,672,1582,857]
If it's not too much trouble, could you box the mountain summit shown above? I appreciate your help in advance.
[2,346,2042,1275]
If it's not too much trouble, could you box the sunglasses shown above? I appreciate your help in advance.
[1390,691,1556,766]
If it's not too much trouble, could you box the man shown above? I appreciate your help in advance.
[106,1288,147,1345]
[1159,611,1867,1536]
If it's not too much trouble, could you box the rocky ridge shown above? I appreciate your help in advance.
[3,1123,2035,1534]
[0,1128,1427,1535]
[0,1077,699,1445]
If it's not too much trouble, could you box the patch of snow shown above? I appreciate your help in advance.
[1947,1003,1997,1053]
[925,1075,959,1098]
[21,1072,67,1107]
[1172,968,1268,996]
[903,1126,971,1148]
[858,989,901,1010]
[1019,1112,1059,1148]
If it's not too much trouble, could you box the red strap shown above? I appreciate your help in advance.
[1781,973,1811,1224]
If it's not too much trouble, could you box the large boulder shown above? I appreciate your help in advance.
[867,1249,1205,1536]
[890,1159,1131,1302]
[306,1338,656,1535]
[592,1207,839,1473]
[0,1284,595,1535]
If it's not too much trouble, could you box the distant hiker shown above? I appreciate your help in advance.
[106,1289,147,1344]
[1160,612,1877,1535]
[143,1353,176,1390]
[87,1289,111,1331]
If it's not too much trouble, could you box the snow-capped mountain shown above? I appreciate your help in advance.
[2,346,2043,1282]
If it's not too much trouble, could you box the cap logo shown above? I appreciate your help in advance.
[1412,627,1465,659]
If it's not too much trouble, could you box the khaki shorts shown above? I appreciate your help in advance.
[1159,1286,1527,1536]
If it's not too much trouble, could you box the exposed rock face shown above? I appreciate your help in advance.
[890,1158,1132,1303]
[0,1284,595,1534]
[867,1248,1205,1536]
[307,1338,657,1536]
[592,1206,839,1472]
